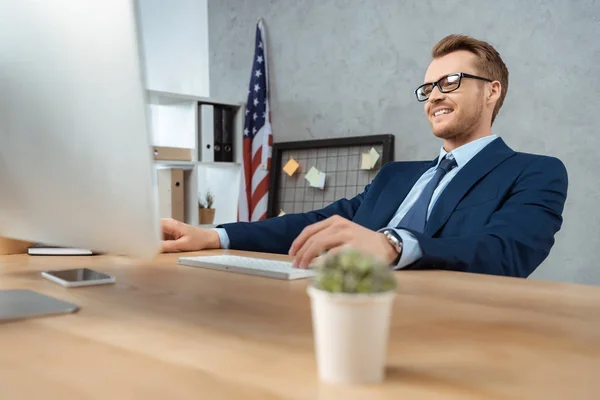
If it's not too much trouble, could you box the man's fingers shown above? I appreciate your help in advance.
[320,243,351,259]
[161,218,183,237]
[295,230,347,269]
[307,243,352,268]
[289,220,328,256]
[163,232,175,241]
[289,216,341,256]
[293,225,337,265]
[161,238,184,253]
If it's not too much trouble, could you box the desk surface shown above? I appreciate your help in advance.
[0,250,599,399]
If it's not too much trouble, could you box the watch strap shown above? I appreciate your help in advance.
[382,229,403,264]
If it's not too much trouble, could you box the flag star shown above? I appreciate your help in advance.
[258,42,263,49]
[262,112,267,118]
[245,109,249,115]
[257,55,263,64]
[244,128,249,136]
[253,98,259,106]
[253,127,257,134]
[255,70,262,78]
[254,83,261,92]
[253,113,257,120]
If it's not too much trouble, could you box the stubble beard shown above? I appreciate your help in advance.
[431,98,484,143]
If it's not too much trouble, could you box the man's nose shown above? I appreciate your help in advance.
[428,84,445,103]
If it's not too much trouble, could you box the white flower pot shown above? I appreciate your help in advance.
[307,285,396,384]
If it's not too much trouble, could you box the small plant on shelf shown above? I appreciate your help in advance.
[198,191,215,224]
[198,191,214,209]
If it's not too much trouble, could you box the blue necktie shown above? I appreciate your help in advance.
[397,156,457,233]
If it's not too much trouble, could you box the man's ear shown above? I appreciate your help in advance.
[487,81,501,105]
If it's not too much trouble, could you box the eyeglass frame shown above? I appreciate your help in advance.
[414,72,493,102]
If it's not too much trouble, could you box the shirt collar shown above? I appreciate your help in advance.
[436,134,499,169]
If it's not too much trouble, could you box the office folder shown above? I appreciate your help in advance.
[213,106,224,162]
[199,104,214,162]
[152,146,193,161]
[157,168,185,222]
[221,107,234,162]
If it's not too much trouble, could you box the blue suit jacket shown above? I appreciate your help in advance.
[219,138,568,278]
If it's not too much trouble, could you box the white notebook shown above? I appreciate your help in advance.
[28,243,95,256]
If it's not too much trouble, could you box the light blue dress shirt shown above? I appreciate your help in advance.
[214,135,499,268]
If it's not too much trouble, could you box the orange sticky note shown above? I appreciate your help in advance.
[283,158,300,176]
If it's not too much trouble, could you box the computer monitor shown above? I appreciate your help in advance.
[0,1,162,259]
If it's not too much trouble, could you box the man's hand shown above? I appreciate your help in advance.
[161,218,221,253]
[288,215,398,269]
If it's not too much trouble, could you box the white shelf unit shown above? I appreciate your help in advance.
[154,160,196,170]
[146,90,244,226]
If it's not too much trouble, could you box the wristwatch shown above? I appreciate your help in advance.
[382,229,403,264]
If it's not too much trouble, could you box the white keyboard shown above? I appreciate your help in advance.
[177,255,316,280]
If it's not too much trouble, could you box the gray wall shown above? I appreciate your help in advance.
[208,0,600,285]
[139,0,210,96]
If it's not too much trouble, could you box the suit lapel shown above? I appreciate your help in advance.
[424,138,516,236]
[365,160,435,231]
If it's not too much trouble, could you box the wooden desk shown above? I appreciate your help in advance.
[0,250,599,399]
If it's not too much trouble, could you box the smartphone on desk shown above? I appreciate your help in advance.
[41,268,115,287]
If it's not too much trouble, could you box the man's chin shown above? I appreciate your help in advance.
[431,125,455,139]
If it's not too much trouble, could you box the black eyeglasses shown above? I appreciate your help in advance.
[415,72,492,102]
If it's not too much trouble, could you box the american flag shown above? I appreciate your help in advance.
[238,19,273,222]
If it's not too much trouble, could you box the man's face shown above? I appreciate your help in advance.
[422,51,486,141]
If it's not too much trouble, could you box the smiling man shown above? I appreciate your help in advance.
[162,34,568,278]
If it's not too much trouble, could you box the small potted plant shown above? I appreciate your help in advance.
[198,191,215,224]
[307,248,397,384]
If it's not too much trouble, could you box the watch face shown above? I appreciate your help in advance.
[386,229,401,242]
[384,230,402,253]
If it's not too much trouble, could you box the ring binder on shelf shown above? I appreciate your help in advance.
[199,104,214,163]
[222,107,234,162]
[213,106,223,162]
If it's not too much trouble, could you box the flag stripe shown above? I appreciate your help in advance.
[250,195,269,222]
[251,126,264,158]
[250,175,270,215]
[251,151,268,194]
[238,138,252,222]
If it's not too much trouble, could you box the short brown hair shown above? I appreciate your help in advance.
[432,34,509,124]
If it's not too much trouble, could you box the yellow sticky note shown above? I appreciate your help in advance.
[305,166,321,186]
[369,147,380,168]
[278,209,286,217]
[283,158,300,176]
[360,153,372,170]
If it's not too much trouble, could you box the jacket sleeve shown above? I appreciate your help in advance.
[404,156,568,278]
[217,184,370,254]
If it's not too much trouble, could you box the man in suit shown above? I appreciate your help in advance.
[162,34,568,278]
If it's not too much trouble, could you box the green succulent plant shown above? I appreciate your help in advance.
[312,249,397,294]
